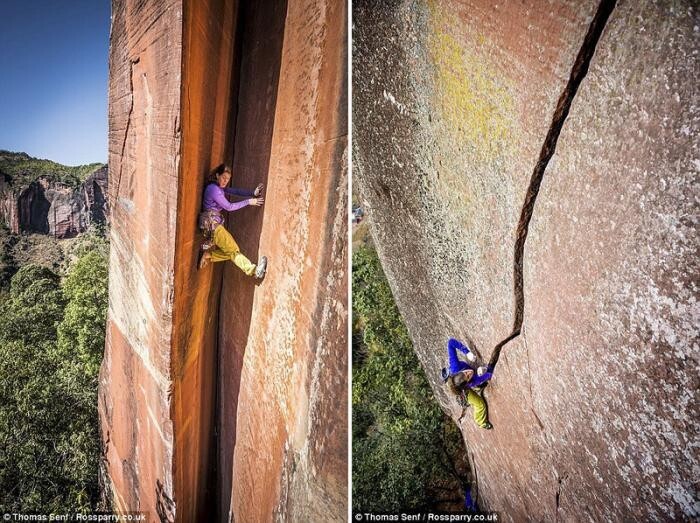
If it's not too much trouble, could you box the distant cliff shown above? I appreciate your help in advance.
[354,1,698,521]
[0,151,108,238]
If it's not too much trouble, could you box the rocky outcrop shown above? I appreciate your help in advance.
[0,165,108,238]
[84,166,109,228]
[98,1,347,521]
[353,1,698,521]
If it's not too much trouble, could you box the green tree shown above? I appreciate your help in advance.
[0,224,18,288]
[0,150,104,189]
[55,248,109,507]
[0,249,108,512]
[352,246,469,512]
[0,265,72,510]
[58,249,109,376]
[0,265,65,345]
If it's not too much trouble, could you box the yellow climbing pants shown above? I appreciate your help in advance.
[209,225,256,276]
[467,390,489,428]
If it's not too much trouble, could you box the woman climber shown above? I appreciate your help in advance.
[198,163,267,279]
[441,337,494,429]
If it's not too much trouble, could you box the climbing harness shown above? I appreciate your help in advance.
[198,209,223,251]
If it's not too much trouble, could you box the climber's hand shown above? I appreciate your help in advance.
[254,183,264,197]
[249,197,264,206]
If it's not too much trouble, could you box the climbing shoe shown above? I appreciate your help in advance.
[466,351,477,363]
[255,256,268,279]
[198,251,211,270]
[482,422,493,430]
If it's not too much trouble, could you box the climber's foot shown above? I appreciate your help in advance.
[466,352,477,363]
[255,256,268,279]
[482,422,493,430]
[198,251,211,270]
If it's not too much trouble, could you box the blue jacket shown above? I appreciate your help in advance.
[447,338,493,388]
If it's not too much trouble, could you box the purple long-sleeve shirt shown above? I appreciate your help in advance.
[202,183,255,212]
[202,183,255,213]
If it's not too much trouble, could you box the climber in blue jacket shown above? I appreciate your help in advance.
[442,337,493,429]
[443,338,493,388]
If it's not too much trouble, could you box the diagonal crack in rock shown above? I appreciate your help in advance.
[489,0,618,370]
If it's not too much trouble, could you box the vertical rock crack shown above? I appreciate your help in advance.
[489,0,617,370]
[115,57,139,202]
[555,472,568,522]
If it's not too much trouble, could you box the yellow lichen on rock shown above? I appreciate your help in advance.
[427,3,515,166]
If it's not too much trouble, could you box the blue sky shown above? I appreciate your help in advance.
[0,1,110,166]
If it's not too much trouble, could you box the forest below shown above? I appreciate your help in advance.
[352,242,471,512]
[0,225,108,511]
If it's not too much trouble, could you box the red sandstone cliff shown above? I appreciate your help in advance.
[353,0,698,521]
[98,1,347,522]
[0,162,108,238]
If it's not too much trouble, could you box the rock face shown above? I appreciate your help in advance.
[219,1,347,521]
[84,166,109,227]
[0,165,108,238]
[98,1,347,521]
[353,1,698,521]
